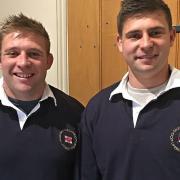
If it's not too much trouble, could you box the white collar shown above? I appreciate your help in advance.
[109,67,180,101]
[0,77,57,107]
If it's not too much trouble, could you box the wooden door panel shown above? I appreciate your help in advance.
[164,0,179,67]
[101,0,127,89]
[68,0,100,105]
[68,0,180,105]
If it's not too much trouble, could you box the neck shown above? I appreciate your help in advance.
[3,82,45,101]
[128,66,170,89]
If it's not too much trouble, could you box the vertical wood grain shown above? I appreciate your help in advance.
[68,0,100,105]
[164,0,179,67]
[101,0,127,89]
[68,0,180,105]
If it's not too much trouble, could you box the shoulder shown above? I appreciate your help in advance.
[49,85,84,113]
[83,81,120,120]
[81,81,121,134]
[87,81,120,108]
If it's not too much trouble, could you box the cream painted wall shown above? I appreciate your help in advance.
[0,0,68,93]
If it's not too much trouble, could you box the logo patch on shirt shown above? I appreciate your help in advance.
[170,126,180,152]
[59,129,77,151]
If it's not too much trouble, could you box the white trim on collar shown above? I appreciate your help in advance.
[109,67,180,101]
[109,72,129,100]
[40,84,57,106]
[0,77,57,130]
[0,77,57,107]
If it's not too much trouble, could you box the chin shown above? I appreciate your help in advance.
[15,86,33,93]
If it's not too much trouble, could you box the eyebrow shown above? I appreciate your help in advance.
[3,47,19,53]
[27,48,44,54]
[2,47,44,56]
[125,26,166,36]
[148,26,166,32]
[125,30,140,37]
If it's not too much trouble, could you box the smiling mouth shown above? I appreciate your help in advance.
[136,54,158,59]
[136,54,158,60]
[14,73,34,78]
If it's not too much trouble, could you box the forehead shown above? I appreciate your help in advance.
[3,30,43,41]
[1,31,48,51]
[122,10,168,33]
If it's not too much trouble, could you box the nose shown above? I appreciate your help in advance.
[140,34,153,50]
[17,52,31,67]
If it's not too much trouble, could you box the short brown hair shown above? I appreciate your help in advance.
[117,0,172,36]
[0,13,51,53]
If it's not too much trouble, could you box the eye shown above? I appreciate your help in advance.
[27,51,42,59]
[150,31,160,37]
[149,29,164,37]
[126,32,142,40]
[4,50,19,58]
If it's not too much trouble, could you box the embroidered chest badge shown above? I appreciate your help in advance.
[170,126,180,152]
[59,129,77,151]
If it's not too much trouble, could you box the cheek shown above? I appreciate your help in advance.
[1,61,15,73]
[157,41,171,56]
[122,43,136,56]
[36,62,49,73]
[0,60,9,70]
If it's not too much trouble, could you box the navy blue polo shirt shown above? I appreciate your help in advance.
[0,85,84,180]
[80,70,180,180]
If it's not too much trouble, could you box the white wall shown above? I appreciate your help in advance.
[0,0,68,93]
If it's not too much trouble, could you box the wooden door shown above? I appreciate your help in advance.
[68,0,180,105]
[101,0,127,89]
[68,0,101,105]
[164,0,180,67]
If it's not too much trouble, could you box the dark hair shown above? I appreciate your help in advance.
[117,0,172,36]
[0,13,51,53]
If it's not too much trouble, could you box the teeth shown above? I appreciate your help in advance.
[141,56,153,59]
[15,73,33,78]
[136,55,157,59]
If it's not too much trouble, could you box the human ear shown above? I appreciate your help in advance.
[116,34,123,52]
[169,27,176,47]
[46,53,53,70]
